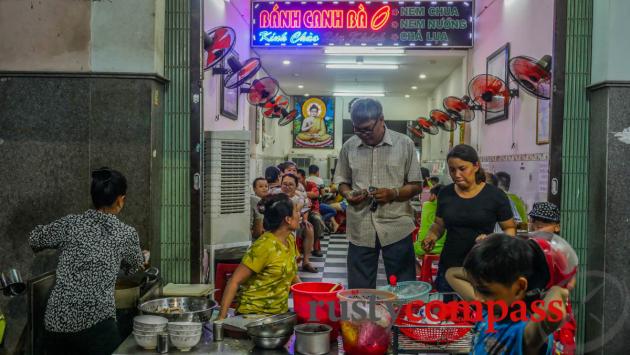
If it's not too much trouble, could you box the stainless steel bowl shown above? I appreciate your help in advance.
[249,333,292,349]
[245,312,297,337]
[138,297,218,322]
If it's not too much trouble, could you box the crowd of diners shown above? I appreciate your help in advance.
[27,98,574,355]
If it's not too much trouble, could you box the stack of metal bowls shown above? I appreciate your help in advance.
[245,312,297,349]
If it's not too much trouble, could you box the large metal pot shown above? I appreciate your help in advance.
[115,267,159,309]
[138,297,218,322]
[295,323,332,355]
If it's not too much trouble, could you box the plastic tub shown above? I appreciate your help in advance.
[377,281,432,303]
[291,282,344,341]
[337,289,397,355]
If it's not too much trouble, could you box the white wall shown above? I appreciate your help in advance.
[203,0,253,132]
[468,0,553,158]
[286,96,429,163]
[422,59,467,162]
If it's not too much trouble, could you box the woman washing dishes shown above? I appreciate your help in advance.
[422,144,516,295]
[29,168,144,355]
[217,194,301,319]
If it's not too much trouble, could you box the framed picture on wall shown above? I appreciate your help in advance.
[292,96,335,149]
[536,99,550,144]
[485,43,510,124]
[220,51,239,120]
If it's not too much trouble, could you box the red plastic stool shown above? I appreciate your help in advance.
[214,263,238,306]
[419,254,440,290]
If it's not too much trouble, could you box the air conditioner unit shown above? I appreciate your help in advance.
[203,131,251,282]
[287,154,313,171]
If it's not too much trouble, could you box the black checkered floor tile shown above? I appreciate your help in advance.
[297,234,388,287]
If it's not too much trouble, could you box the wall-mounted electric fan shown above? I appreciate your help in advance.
[204,26,236,70]
[443,96,477,123]
[430,109,458,132]
[245,77,279,106]
[417,117,439,136]
[278,109,298,126]
[468,74,518,113]
[508,55,552,100]
[263,95,289,118]
[261,95,298,126]
[408,121,425,139]
[212,55,262,90]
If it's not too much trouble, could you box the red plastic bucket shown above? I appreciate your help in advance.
[291,282,344,340]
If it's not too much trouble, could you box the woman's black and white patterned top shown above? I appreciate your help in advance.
[29,209,144,333]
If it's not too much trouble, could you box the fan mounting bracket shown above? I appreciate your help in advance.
[212,67,229,75]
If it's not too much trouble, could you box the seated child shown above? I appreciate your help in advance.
[414,184,447,256]
[528,202,576,355]
[217,194,301,319]
[528,202,560,234]
[446,234,569,355]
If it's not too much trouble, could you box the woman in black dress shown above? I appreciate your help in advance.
[422,145,516,294]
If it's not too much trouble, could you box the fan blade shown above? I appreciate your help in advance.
[508,56,552,100]
[468,74,511,113]
[204,26,236,70]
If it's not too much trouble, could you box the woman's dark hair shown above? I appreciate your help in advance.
[297,169,306,178]
[420,167,430,187]
[429,184,443,196]
[252,177,266,189]
[446,144,486,183]
[277,161,297,174]
[350,98,383,125]
[485,172,498,186]
[281,173,299,186]
[91,167,127,209]
[496,171,511,191]
[463,233,533,287]
[259,193,294,231]
[308,164,319,175]
[265,166,281,183]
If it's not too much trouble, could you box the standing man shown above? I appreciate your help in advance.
[334,98,422,288]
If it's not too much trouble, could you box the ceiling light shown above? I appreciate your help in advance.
[405,94,410,98]
[334,92,385,97]
[419,74,427,79]
[411,86,418,90]
[298,85,304,89]
[326,64,399,70]
[304,93,310,97]
[282,60,291,65]
[324,47,405,55]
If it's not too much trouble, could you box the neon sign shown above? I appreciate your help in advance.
[251,1,474,47]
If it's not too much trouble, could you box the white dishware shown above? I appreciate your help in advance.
[169,332,202,352]
[134,315,168,325]
[133,332,158,350]
[168,329,202,337]
[167,321,202,332]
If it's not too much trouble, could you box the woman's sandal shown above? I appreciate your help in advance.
[301,263,318,273]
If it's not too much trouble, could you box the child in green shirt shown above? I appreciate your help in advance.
[414,184,447,256]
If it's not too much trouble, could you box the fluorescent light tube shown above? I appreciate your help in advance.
[326,64,399,70]
[333,92,385,97]
[324,47,405,55]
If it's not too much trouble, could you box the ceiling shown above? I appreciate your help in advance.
[253,48,467,98]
